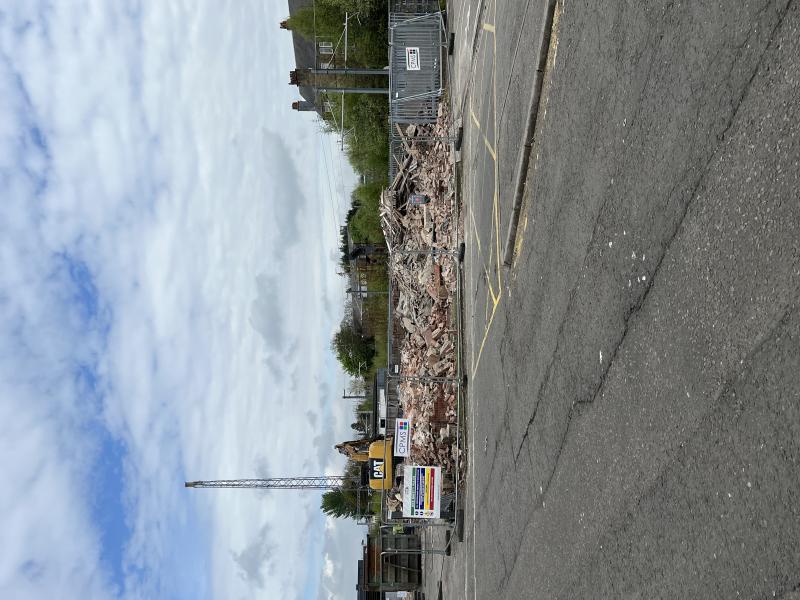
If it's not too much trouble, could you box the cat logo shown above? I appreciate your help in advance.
[366,438,394,490]
[370,458,385,481]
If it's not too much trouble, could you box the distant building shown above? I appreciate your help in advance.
[284,0,347,114]
[284,0,323,114]
[291,100,316,112]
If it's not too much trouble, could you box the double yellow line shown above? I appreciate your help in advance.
[466,0,503,379]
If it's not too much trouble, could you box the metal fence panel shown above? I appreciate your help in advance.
[378,5,460,573]
[388,9,445,125]
[378,250,463,541]
[391,0,441,12]
[379,180,463,533]
[389,133,405,181]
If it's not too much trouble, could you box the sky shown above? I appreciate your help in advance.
[0,1,364,599]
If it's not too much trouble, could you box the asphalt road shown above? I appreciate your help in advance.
[430,0,800,598]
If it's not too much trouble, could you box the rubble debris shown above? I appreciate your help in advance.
[381,104,463,476]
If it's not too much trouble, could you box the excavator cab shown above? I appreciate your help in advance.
[335,436,398,491]
[367,438,394,491]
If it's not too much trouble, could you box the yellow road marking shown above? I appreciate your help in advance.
[469,181,497,302]
[512,209,528,268]
[486,234,498,305]
[470,107,481,129]
[492,2,502,298]
[486,219,498,303]
[469,204,482,254]
[483,135,496,161]
[469,0,506,382]
[508,1,562,270]
[472,295,500,380]
[471,0,563,380]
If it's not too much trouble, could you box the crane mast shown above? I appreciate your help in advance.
[185,476,357,490]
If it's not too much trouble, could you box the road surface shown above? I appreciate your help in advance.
[430,0,800,598]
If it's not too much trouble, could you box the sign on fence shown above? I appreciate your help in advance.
[405,47,421,70]
[394,419,411,457]
[403,465,441,518]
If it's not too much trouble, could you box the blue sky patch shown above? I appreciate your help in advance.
[88,427,131,595]
[53,253,102,324]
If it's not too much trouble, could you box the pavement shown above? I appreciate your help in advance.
[425,0,800,598]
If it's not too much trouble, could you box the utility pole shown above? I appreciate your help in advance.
[342,11,347,150]
[290,69,389,95]
[347,288,390,297]
[309,68,388,76]
[315,86,390,95]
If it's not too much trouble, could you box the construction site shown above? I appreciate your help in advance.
[189,1,462,599]
[190,0,800,598]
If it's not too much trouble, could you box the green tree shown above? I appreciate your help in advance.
[284,0,391,180]
[321,487,371,519]
[348,181,385,244]
[339,204,360,272]
[286,1,388,68]
[325,0,387,16]
[351,420,367,434]
[320,457,372,519]
[285,5,341,41]
[322,93,390,180]
[333,322,375,376]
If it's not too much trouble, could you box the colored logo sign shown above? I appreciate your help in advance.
[394,419,411,457]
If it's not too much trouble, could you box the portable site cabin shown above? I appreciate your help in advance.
[357,531,422,595]
[377,368,388,435]
[375,368,402,437]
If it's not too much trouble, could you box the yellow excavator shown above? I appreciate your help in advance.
[335,437,395,490]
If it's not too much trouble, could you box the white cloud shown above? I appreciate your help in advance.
[231,523,275,588]
[0,1,361,599]
[322,554,335,579]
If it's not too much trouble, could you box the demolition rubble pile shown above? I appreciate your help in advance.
[380,105,462,475]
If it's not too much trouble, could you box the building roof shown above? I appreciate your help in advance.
[287,0,319,106]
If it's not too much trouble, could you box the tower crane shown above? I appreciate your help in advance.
[186,437,396,493]
[184,476,358,491]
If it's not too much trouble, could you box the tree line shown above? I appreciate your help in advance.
[285,0,393,522]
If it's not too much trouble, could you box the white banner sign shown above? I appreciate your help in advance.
[402,465,441,519]
[405,47,421,70]
[394,419,411,457]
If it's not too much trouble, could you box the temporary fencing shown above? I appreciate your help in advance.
[388,1,446,126]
